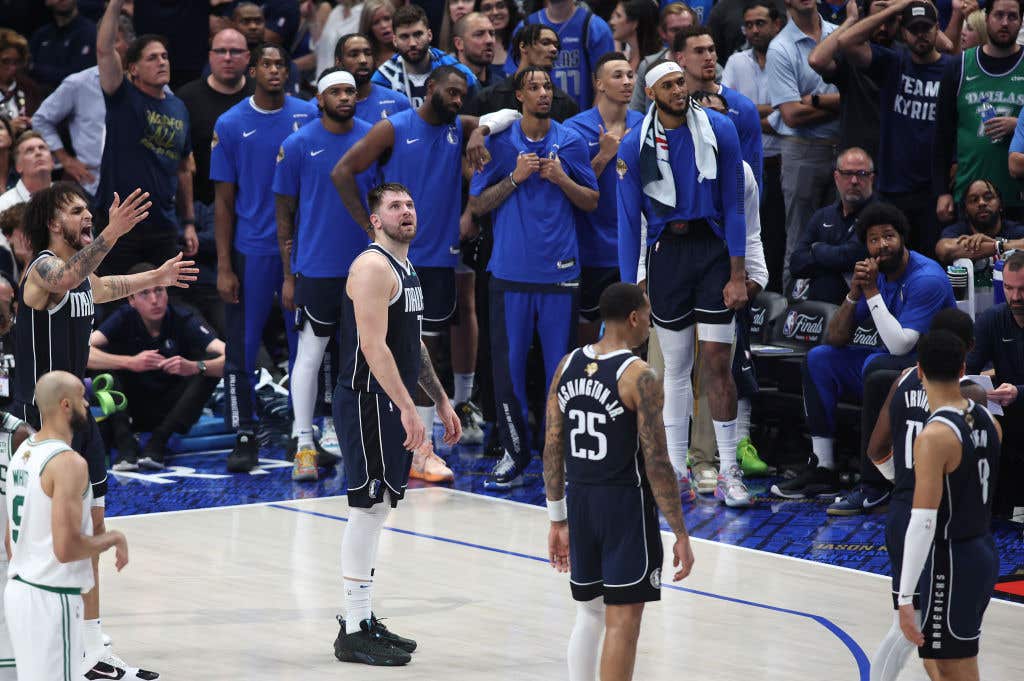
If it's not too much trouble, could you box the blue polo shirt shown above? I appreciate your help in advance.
[765,15,840,139]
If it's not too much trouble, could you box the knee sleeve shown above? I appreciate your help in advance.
[292,323,330,432]
[870,611,918,681]
[568,598,605,681]
[341,498,392,581]
[656,326,696,475]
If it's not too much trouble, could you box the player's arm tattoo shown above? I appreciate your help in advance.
[417,342,447,406]
[542,360,567,502]
[94,271,161,303]
[636,368,688,537]
[32,236,112,294]
[275,194,297,277]
[467,176,516,217]
[825,297,857,347]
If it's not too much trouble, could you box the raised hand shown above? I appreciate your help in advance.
[106,189,152,239]
[154,252,199,289]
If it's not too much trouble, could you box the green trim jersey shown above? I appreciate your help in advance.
[0,411,27,563]
[6,437,93,593]
[954,47,1024,206]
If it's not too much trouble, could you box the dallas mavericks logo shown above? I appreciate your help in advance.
[650,568,661,588]
[750,306,766,334]
[782,311,824,340]
[446,126,459,145]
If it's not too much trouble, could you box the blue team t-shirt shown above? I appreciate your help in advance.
[565,106,644,268]
[273,118,378,277]
[381,109,464,268]
[97,78,192,234]
[507,8,615,109]
[870,44,950,194]
[356,84,412,124]
[469,120,598,283]
[209,96,318,256]
[854,250,956,350]
[720,85,763,192]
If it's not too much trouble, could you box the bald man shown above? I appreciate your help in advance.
[4,371,128,681]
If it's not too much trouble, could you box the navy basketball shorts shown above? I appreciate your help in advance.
[568,483,664,604]
[12,400,107,501]
[885,503,920,610]
[417,266,457,334]
[918,535,998,660]
[294,275,345,337]
[333,387,412,509]
[646,227,733,331]
[579,267,620,322]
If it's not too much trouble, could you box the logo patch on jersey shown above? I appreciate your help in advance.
[616,158,627,179]
[650,568,661,588]
[368,479,381,498]
[585,362,598,377]
[446,126,459,145]
[277,146,285,163]
[211,131,219,150]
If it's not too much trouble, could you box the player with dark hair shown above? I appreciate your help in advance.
[333,33,412,123]
[895,329,1001,681]
[332,183,460,666]
[543,282,693,681]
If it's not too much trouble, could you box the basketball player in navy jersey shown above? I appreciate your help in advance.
[332,183,461,666]
[543,282,693,681]
[14,182,197,679]
[897,330,1001,681]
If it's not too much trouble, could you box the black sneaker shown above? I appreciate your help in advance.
[138,436,168,471]
[334,616,411,666]
[483,451,525,490]
[371,613,417,653]
[226,431,259,473]
[769,457,841,499]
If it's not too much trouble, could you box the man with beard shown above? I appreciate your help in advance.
[617,60,750,506]
[14,182,196,679]
[332,183,461,666]
[789,146,874,305]
[230,2,302,96]
[210,44,318,475]
[468,67,598,489]
[936,0,1024,223]
[565,52,644,344]
[333,33,411,124]
[274,68,378,483]
[839,0,952,257]
[5,371,128,681]
[936,179,1024,264]
[334,65,499,476]
[454,12,505,89]
[372,4,477,108]
[773,202,956,499]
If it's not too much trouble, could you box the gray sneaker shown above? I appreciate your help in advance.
[715,465,753,508]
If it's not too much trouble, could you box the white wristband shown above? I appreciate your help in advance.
[547,497,567,522]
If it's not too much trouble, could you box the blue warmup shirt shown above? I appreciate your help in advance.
[469,120,598,283]
[565,106,644,268]
[356,84,412,124]
[853,250,956,350]
[507,8,615,109]
[720,84,763,192]
[272,118,378,277]
[870,44,950,194]
[382,109,463,268]
[209,96,318,256]
[616,108,746,283]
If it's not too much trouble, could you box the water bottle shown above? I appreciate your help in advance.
[979,96,1003,144]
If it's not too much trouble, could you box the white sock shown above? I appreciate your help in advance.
[84,617,103,656]
[292,324,329,450]
[567,598,604,681]
[657,326,696,480]
[341,500,391,629]
[714,419,739,474]
[343,578,373,630]
[870,611,918,681]
[736,398,751,440]
[812,436,835,470]
[454,372,474,405]
[416,406,436,440]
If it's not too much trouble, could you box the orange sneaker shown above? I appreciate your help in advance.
[409,444,454,483]
[292,447,318,482]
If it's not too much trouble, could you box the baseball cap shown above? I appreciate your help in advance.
[901,1,938,29]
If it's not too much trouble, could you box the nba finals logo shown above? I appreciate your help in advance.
[616,159,627,180]
[782,312,824,341]
[585,362,598,377]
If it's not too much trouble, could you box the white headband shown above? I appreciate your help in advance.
[318,70,356,94]
[645,61,683,89]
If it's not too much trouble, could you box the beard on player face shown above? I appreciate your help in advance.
[429,90,459,124]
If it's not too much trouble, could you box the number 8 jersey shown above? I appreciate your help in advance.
[557,346,644,486]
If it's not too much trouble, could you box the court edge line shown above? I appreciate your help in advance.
[267,501,871,681]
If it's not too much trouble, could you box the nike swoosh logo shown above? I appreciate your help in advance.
[823,223,833,228]
[1003,338,1016,342]
[966,75,979,81]
[87,663,125,679]
[243,130,257,137]
[862,493,889,509]
[588,141,599,147]
[406,138,419,144]
[310,149,325,157]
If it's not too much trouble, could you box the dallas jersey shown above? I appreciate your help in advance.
[557,347,644,486]
[355,84,412,124]
[209,96,318,256]
[927,402,1001,541]
[340,244,423,396]
[381,110,463,269]
[7,438,94,592]
[13,251,94,407]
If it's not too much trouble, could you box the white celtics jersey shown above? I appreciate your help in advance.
[6,437,94,592]
[0,412,26,563]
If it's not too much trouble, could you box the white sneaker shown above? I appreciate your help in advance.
[695,468,718,495]
[317,417,341,457]
[88,651,159,679]
[715,465,753,508]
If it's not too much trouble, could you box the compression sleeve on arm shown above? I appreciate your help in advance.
[898,508,938,606]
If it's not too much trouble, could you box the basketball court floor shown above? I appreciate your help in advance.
[101,444,1024,681]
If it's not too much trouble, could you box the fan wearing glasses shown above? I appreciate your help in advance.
[787,146,875,306]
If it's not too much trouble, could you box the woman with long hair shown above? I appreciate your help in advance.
[474,0,522,66]
[609,0,661,71]
[359,0,398,66]
[440,0,476,52]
